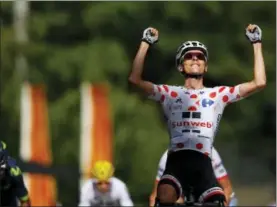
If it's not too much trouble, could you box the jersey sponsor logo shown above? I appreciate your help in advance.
[197,135,210,139]
[175,98,183,103]
[158,167,164,177]
[214,114,222,135]
[214,162,223,169]
[200,91,205,94]
[218,168,226,174]
[10,166,22,176]
[201,99,214,107]
[171,104,183,110]
[172,121,213,128]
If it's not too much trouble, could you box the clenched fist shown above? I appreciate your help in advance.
[142,27,159,45]
[245,24,262,44]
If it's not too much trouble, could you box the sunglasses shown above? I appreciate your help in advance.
[183,52,206,61]
[96,181,110,186]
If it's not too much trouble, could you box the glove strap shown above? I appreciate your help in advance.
[141,38,152,45]
[252,39,262,44]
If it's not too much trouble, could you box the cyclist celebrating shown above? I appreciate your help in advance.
[149,147,238,206]
[0,141,30,207]
[129,24,266,206]
[79,160,134,206]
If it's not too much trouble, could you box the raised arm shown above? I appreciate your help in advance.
[128,27,159,95]
[239,24,266,98]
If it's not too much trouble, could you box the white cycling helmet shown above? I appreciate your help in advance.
[175,41,208,72]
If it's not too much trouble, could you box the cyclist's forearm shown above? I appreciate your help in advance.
[149,195,156,207]
[129,41,149,84]
[253,43,266,87]
[218,177,233,205]
[238,42,266,97]
[223,187,233,205]
[149,184,158,207]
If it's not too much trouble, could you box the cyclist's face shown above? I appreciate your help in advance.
[182,50,207,74]
[96,180,110,193]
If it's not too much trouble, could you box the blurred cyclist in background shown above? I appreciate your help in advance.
[0,140,30,207]
[79,160,134,206]
[149,147,238,207]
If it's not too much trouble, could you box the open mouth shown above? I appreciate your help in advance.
[191,63,200,69]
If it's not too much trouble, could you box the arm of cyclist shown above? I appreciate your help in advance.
[12,167,31,207]
[149,150,168,206]
[78,180,93,206]
[214,24,265,106]
[120,185,134,206]
[218,176,233,206]
[212,148,236,206]
[238,24,266,98]
[149,179,159,207]
[118,182,134,206]
[128,27,159,95]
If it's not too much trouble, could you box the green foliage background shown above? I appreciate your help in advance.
[1,1,275,205]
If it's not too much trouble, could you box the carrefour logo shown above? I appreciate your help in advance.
[202,99,214,107]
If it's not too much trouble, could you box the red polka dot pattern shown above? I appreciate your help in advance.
[222,95,229,102]
[157,86,161,92]
[196,143,203,150]
[219,86,226,93]
[171,91,178,98]
[209,92,216,98]
[160,95,165,103]
[163,85,169,93]
[188,106,197,111]
[229,87,235,94]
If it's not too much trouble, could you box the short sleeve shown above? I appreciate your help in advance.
[148,84,177,102]
[211,148,228,179]
[156,150,168,180]
[217,85,244,105]
[118,183,134,206]
[78,180,93,206]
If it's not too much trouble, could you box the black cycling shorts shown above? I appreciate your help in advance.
[158,150,225,202]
